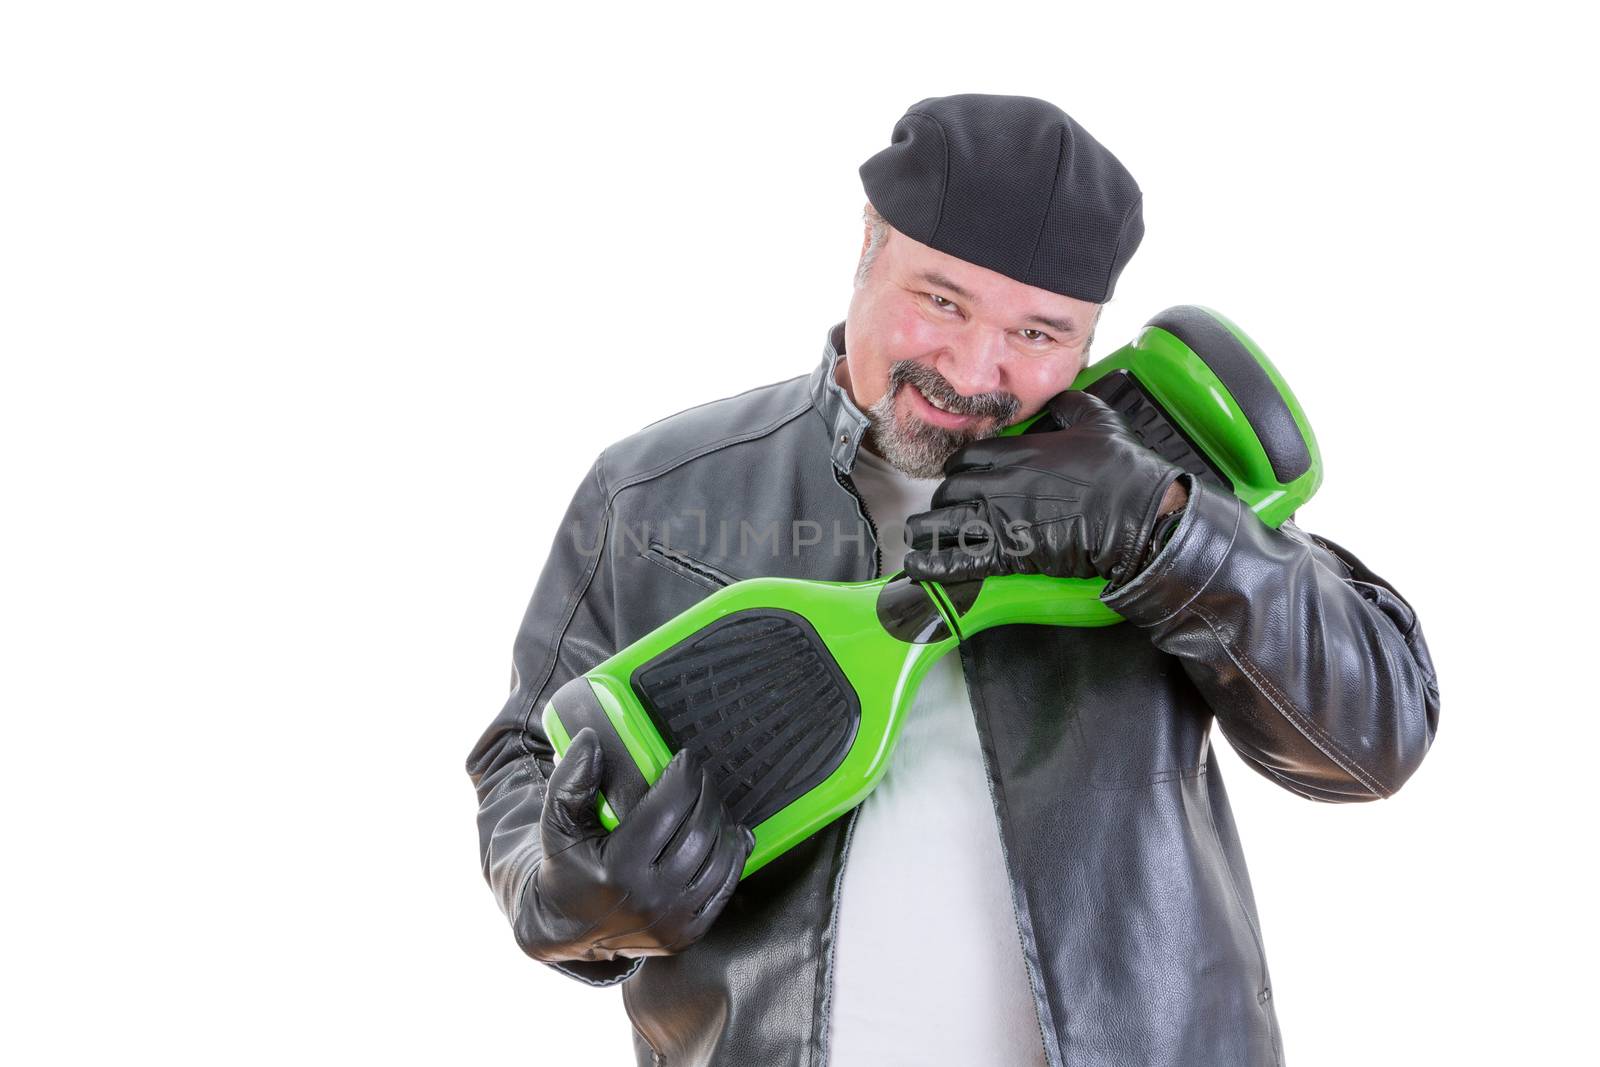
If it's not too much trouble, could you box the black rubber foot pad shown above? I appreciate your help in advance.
[630,608,862,828]
[1084,370,1232,490]
[1144,306,1311,483]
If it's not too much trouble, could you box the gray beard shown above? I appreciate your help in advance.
[864,376,1018,479]
[865,387,968,478]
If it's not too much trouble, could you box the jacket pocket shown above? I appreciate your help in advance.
[638,539,739,592]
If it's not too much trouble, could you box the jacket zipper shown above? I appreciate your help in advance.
[831,464,882,580]
[965,652,1060,1065]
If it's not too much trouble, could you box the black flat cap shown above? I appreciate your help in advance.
[859,94,1144,303]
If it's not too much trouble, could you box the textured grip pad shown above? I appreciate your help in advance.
[630,608,861,829]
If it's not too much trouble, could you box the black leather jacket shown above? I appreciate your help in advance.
[466,321,1441,1066]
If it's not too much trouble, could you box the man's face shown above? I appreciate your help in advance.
[842,223,1101,479]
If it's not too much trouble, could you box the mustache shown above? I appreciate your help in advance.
[887,360,1020,423]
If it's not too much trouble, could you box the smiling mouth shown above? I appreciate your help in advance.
[903,383,987,429]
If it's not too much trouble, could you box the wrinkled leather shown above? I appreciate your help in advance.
[516,729,754,963]
[465,321,1441,1066]
[903,390,1187,588]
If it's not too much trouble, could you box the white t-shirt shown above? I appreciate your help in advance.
[826,441,1049,1067]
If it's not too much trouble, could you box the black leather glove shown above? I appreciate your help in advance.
[903,390,1187,589]
[515,727,755,963]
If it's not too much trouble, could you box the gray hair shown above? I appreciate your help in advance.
[854,201,892,289]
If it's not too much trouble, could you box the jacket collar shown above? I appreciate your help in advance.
[807,320,872,474]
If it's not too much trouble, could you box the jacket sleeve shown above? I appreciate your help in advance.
[464,449,643,987]
[1100,474,1441,802]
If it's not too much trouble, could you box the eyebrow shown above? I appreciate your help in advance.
[915,270,1081,335]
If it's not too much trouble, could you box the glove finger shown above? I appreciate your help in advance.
[686,821,750,899]
[596,820,747,958]
[609,746,703,859]
[654,764,727,882]
[541,727,606,849]
[928,470,997,512]
[1047,389,1129,434]
[903,539,1006,583]
[670,824,754,950]
[937,435,1036,477]
[930,460,1097,511]
[906,501,990,552]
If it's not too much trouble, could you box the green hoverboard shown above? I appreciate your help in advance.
[544,305,1322,879]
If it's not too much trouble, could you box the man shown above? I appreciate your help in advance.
[466,94,1440,1066]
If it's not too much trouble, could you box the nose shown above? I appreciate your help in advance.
[935,329,1005,397]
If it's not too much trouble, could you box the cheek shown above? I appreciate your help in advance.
[859,305,945,406]
[883,303,943,353]
[1006,357,1083,410]
[870,304,941,367]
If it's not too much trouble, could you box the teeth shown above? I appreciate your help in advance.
[919,387,960,414]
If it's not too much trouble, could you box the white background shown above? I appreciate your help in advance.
[3,2,1594,1064]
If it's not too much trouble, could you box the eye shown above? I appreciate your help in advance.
[925,292,959,313]
[1018,328,1055,345]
